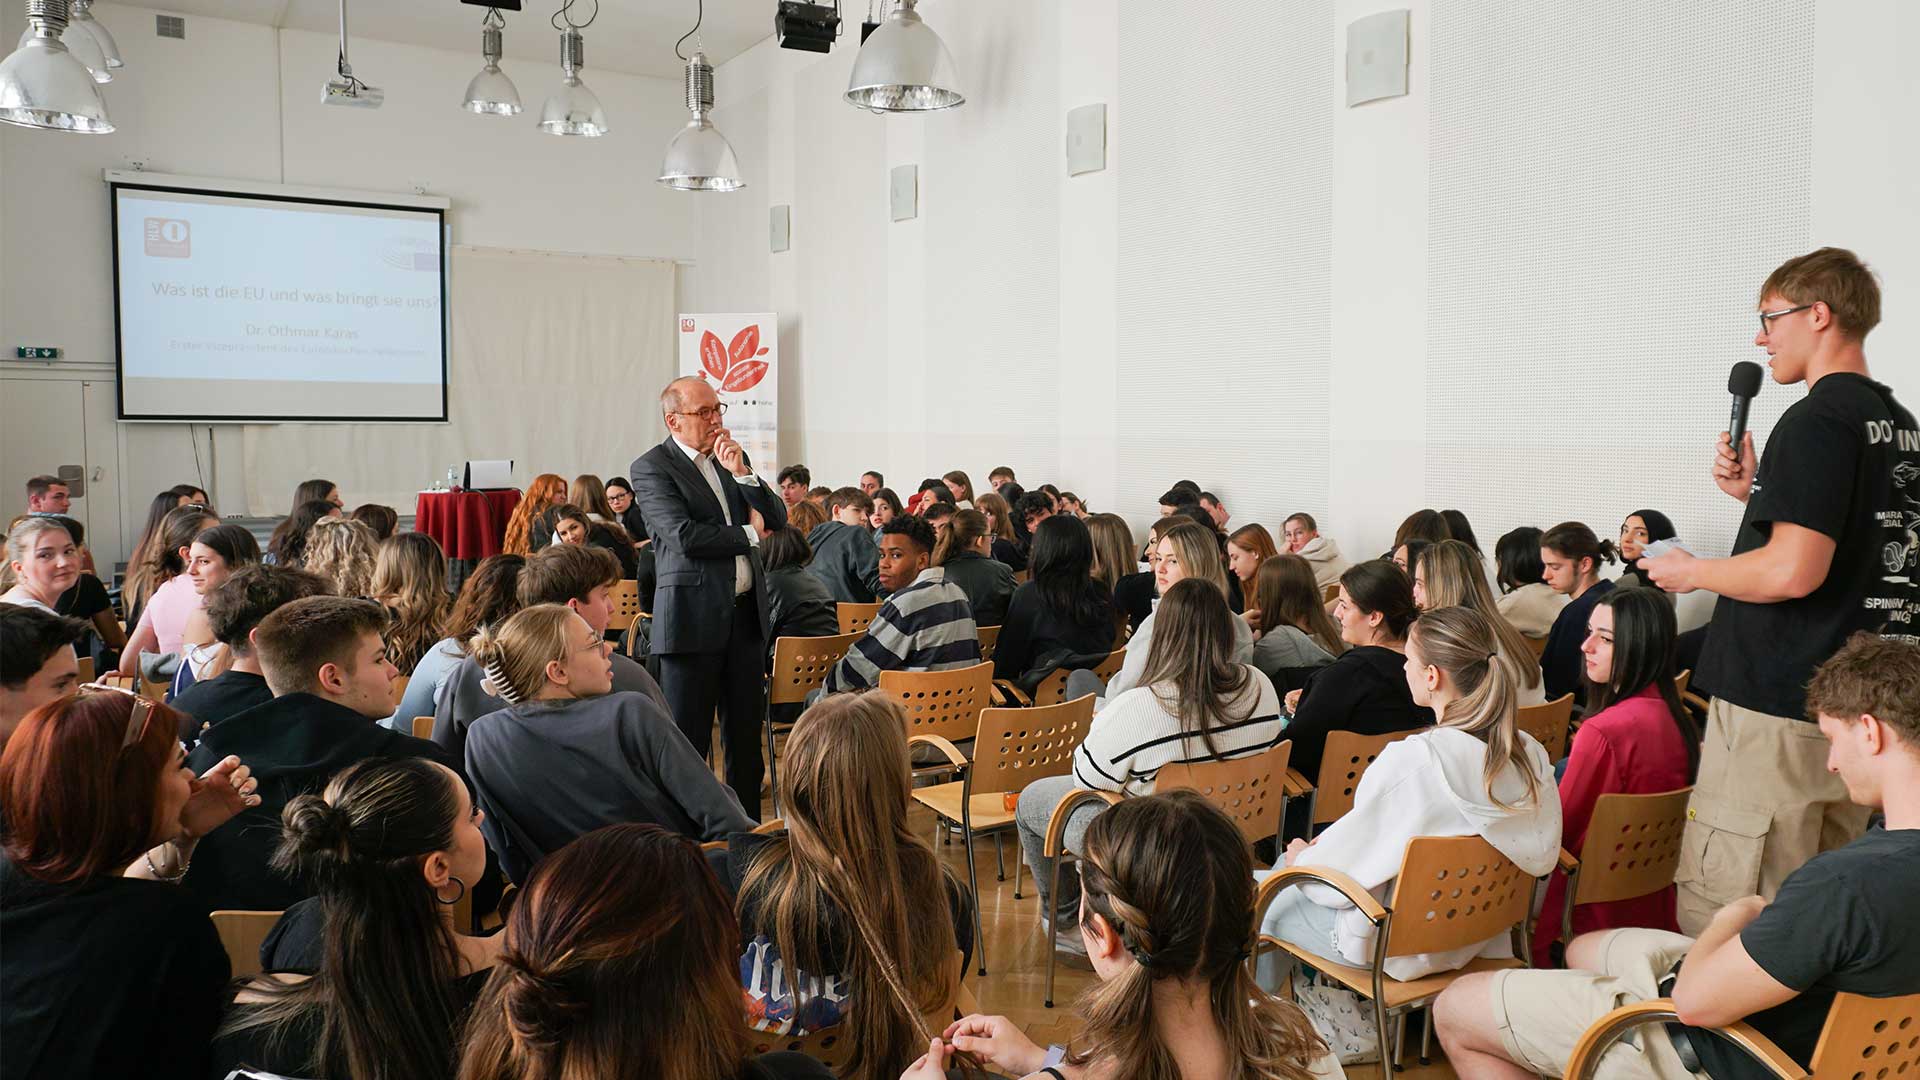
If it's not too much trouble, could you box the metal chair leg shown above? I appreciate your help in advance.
[1373,997,1392,1079]
[1012,842,1026,899]
[992,831,1005,882]
[763,717,780,819]
[1420,1006,1434,1066]
[962,804,986,977]
[1045,853,1065,1008]
[1393,1011,1407,1071]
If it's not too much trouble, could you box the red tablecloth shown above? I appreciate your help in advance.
[414,489,522,561]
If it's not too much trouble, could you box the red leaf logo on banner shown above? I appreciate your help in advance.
[721,360,769,392]
[728,325,761,368]
[700,331,727,379]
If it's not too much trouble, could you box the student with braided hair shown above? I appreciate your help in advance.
[463,604,753,883]
[903,791,1339,1080]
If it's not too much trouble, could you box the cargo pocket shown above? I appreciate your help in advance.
[1674,796,1771,909]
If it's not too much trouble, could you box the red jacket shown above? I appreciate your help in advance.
[1533,685,1693,966]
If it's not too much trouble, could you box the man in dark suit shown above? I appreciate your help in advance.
[630,375,787,812]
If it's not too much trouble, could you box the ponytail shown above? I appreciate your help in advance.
[468,604,576,705]
[1541,521,1617,577]
[933,509,990,567]
[1410,606,1539,811]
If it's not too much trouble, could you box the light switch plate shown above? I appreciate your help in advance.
[890,164,918,221]
[1067,103,1107,176]
[1346,9,1410,107]
[770,204,791,252]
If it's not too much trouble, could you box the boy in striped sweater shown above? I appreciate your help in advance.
[824,515,980,692]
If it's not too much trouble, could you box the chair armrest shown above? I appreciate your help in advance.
[1043,788,1123,857]
[992,680,1032,707]
[699,839,726,852]
[906,734,970,769]
[1253,865,1388,925]
[1563,1000,1805,1080]
[753,818,786,835]
[1559,848,1580,874]
[1283,768,1314,798]
[1683,691,1710,714]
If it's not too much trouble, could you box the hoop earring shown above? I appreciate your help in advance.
[434,875,467,906]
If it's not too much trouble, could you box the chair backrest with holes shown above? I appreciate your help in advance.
[977,624,1000,663]
[877,662,994,744]
[211,910,282,979]
[1518,694,1575,760]
[1384,835,1534,958]
[1026,649,1125,708]
[606,578,642,632]
[768,632,862,706]
[1809,992,1920,1080]
[1572,787,1692,907]
[1160,741,1292,847]
[1313,728,1421,825]
[972,696,1097,795]
[837,601,882,635]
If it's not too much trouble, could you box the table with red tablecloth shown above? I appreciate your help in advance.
[414,488,522,592]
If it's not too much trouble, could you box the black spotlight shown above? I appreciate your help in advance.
[776,1,840,53]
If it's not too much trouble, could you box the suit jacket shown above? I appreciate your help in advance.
[630,436,788,655]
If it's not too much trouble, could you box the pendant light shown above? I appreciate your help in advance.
[538,0,606,136]
[0,0,113,133]
[68,0,118,71]
[461,6,520,115]
[16,0,106,83]
[845,0,963,113]
[658,0,742,190]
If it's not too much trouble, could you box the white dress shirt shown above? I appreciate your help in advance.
[673,436,761,596]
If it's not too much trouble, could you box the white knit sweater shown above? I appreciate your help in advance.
[1072,666,1284,796]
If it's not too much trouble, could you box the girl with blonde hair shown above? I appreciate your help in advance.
[1414,539,1546,705]
[1097,521,1251,702]
[302,517,380,598]
[372,532,452,672]
[1085,514,1135,594]
[972,491,1027,571]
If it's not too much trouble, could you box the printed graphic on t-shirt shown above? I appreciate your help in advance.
[740,935,850,1036]
[1870,428,1920,640]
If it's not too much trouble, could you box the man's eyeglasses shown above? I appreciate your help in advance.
[78,681,158,750]
[672,403,729,421]
[1759,303,1816,335]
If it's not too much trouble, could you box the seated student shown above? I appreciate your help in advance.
[265,498,343,568]
[932,509,1016,627]
[1531,588,1698,966]
[909,792,1339,1080]
[303,515,380,598]
[185,595,464,912]
[1016,578,1284,936]
[1390,537,1431,576]
[211,757,500,1079]
[170,522,264,693]
[116,504,220,675]
[348,502,398,541]
[1539,521,1619,703]
[1228,523,1279,621]
[171,566,331,744]
[823,516,980,693]
[974,491,1028,572]
[1015,490,1055,538]
[860,470,885,495]
[942,469,977,510]
[987,465,1017,489]
[388,554,524,733]
[0,604,86,745]
[921,496,957,542]
[434,544,667,762]
[763,527,841,663]
[463,604,755,882]
[1,516,81,615]
[777,463,813,508]
[0,686,260,1080]
[1283,511,1350,590]
[1279,560,1434,790]
[1258,606,1560,997]
[911,477,952,516]
[1615,507,1678,592]
[459,824,834,1080]
[1247,554,1345,692]
[1435,633,1920,1080]
[502,473,567,557]
[603,476,650,544]
[869,487,904,543]
[787,496,829,537]
[551,501,639,579]
[1111,516,1177,635]
[1085,513,1135,595]
[807,485,832,508]
[25,514,126,663]
[806,487,885,603]
[731,693,973,1075]
[1416,540,1547,707]
[1394,507,1453,548]
[372,531,452,674]
[1493,525,1565,638]
[1440,508,1483,553]
[1097,521,1253,702]
[1056,491,1087,517]
[1156,486,1200,517]
[992,515,1118,694]
[122,490,191,620]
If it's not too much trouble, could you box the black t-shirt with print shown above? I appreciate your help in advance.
[1685,825,1920,1080]
[54,572,111,655]
[1696,373,1920,719]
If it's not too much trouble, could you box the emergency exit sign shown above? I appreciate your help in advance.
[15,347,60,359]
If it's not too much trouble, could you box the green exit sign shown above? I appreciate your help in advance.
[15,347,61,359]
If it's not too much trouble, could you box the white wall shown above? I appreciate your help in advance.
[0,3,704,562]
[686,0,1920,571]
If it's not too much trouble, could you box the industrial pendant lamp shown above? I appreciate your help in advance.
[16,0,107,82]
[538,26,606,135]
[845,0,963,113]
[658,0,742,191]
[461,6,520,115]
[68,0,118,70]
[0,0,113,132]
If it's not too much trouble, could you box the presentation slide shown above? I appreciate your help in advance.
[112,183,447,421]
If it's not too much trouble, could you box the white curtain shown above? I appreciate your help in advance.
[240,247,677,515]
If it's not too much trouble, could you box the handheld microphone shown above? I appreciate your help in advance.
[1727,361,1764,449]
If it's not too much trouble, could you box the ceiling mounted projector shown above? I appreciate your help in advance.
[321,0,381,107]
[776,1,840,53]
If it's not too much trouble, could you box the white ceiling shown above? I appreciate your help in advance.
[136,0,779,79]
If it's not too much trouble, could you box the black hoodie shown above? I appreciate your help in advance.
[1284,644,1434,782]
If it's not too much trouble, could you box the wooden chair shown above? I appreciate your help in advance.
[211,910,283,979]
[97,673,135,690]
[1012,569,1031,585]
[1254,835,1538,1070]
[911,694,1096,978]
[411,715,434,740]
[76,656,95,683]
[624,612,652,660]
[836,601,882,635]
[1524,634,1549,660]
[139,673,170,700]
[607,578,643,632]
[389,674,410,710]
[877,663,995,783]
[1322,582,1341,605]
[976,624,1000,664]
[764,632,861,814]
[1555,787,1692,945]
[1518,693,1576,760]
[1285,727,1421,831]
[1000,648,1125,708]
[1564,991,1920,1080]
[1674,668,1692,700]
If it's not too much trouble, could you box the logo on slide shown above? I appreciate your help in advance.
[144,218,191,258]
[698,325,770,392]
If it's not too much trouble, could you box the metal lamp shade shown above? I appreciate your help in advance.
[844,1,962,112]
[0,32,112,132]
[658,117,744,191]
[463,63,521,115]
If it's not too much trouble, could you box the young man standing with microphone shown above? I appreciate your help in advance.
[1641,247,1920,932]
